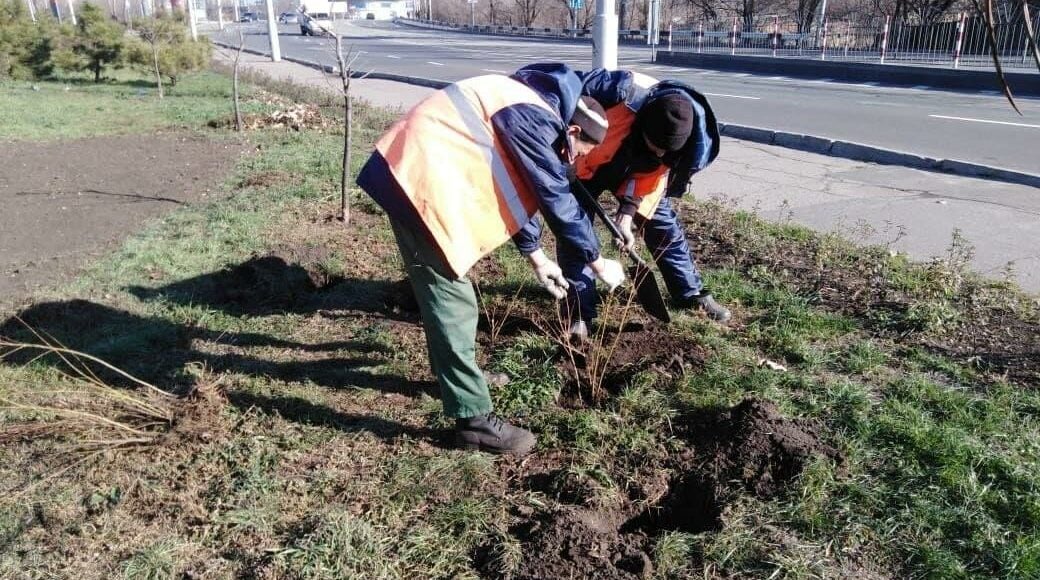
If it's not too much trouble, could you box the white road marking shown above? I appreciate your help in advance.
[385,54,401,58]
[482,68,508,73]
[427,61,445,66]
[703,92,761,100]
[929,114,1040,129]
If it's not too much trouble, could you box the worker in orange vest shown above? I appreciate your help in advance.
[356,63,622,456]
[516,70,726,337]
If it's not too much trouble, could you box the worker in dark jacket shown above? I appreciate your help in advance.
[356,63,622,455]
[515,69,727,337]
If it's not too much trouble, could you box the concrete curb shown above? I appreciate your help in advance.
[215,41,1040,190]
[718,123,1040,188]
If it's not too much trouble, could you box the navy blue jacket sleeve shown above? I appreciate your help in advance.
[579,69,634,106]
[492,104,600,264]
[512,216,543,255]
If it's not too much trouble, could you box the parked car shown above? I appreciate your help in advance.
[278,12,299,24]
[365,12,375,19]
[239,11,258,22]
[300,12,332,35]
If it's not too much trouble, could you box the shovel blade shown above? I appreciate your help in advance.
[628,263,671,323]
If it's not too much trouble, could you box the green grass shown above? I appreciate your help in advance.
[2,66,1040,579]
[0,70,269,141]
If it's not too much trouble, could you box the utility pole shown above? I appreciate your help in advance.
[816,0,828,46]
[25,0,37,22]
[233,0,239,21]
[469,0,475,26]
[263,0,281,61]
[592,0,617,68]
[186,0,198,40]
[217,0,224,30]
[66,0,77,24]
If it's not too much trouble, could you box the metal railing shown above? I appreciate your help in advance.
[669,14,1040,71]
[396,17,656,44]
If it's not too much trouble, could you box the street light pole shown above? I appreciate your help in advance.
[592,0,617,69]
[263,0,280,61]
[186,0,198,40]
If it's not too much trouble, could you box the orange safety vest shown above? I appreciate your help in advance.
[374,75,558,278]
[575,73,668,219]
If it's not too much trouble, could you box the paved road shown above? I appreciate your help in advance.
[224,49,1040,292]
[215,20,1040,176]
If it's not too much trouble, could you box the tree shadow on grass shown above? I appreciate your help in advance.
[57,77,156,89]
[0,299,435,399]
[228,391,442,443]
[124,254,417,319]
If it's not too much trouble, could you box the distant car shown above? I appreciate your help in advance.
[300,12,332,35]
[239,12,258,22]
[278,12,299,24]
[365,12,375,19]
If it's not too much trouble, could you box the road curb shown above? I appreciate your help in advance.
[718,123,1040,188]
[215,41,1040,190]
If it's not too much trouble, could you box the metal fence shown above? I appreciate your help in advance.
[668,14,1040,71]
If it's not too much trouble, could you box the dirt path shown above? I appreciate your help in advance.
[0,132,246,311]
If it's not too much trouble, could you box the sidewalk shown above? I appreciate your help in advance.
[218,52,1040,293]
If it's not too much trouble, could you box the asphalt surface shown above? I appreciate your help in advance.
[216,20,1040,177]
[222,48,1040,291]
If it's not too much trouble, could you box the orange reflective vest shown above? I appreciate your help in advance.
[370,75,557,278]
[575,72,668,219]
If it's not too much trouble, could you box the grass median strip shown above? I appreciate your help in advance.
[1,67,1039,579]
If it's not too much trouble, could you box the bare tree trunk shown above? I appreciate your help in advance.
[334,34,353,226]
[233,30,244,132]
[151,43,164,99]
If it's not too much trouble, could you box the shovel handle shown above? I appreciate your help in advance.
[570,179,647,267]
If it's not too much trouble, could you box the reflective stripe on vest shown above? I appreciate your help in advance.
[375,75,555,278]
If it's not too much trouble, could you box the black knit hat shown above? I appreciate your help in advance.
[639,94,694,152]
[570,96,608,144]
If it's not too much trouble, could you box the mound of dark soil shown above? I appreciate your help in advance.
[628,398,842,539]
[690,398,843,498]
[513,508,653,580]
[602,325,707,375]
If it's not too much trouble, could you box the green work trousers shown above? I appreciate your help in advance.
[390,219,493,419]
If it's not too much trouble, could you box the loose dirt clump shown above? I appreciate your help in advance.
[627,399,842,538]
[511,508,653,580]
[600,325,708,375]
[690,398,843,498]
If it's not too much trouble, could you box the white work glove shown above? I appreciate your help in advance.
[613,213,635,252]
[526,249,569,300]
[589,257,625,292]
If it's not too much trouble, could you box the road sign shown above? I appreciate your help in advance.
[568,0,582,9]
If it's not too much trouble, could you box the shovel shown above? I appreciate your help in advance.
[571,180,671,323]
